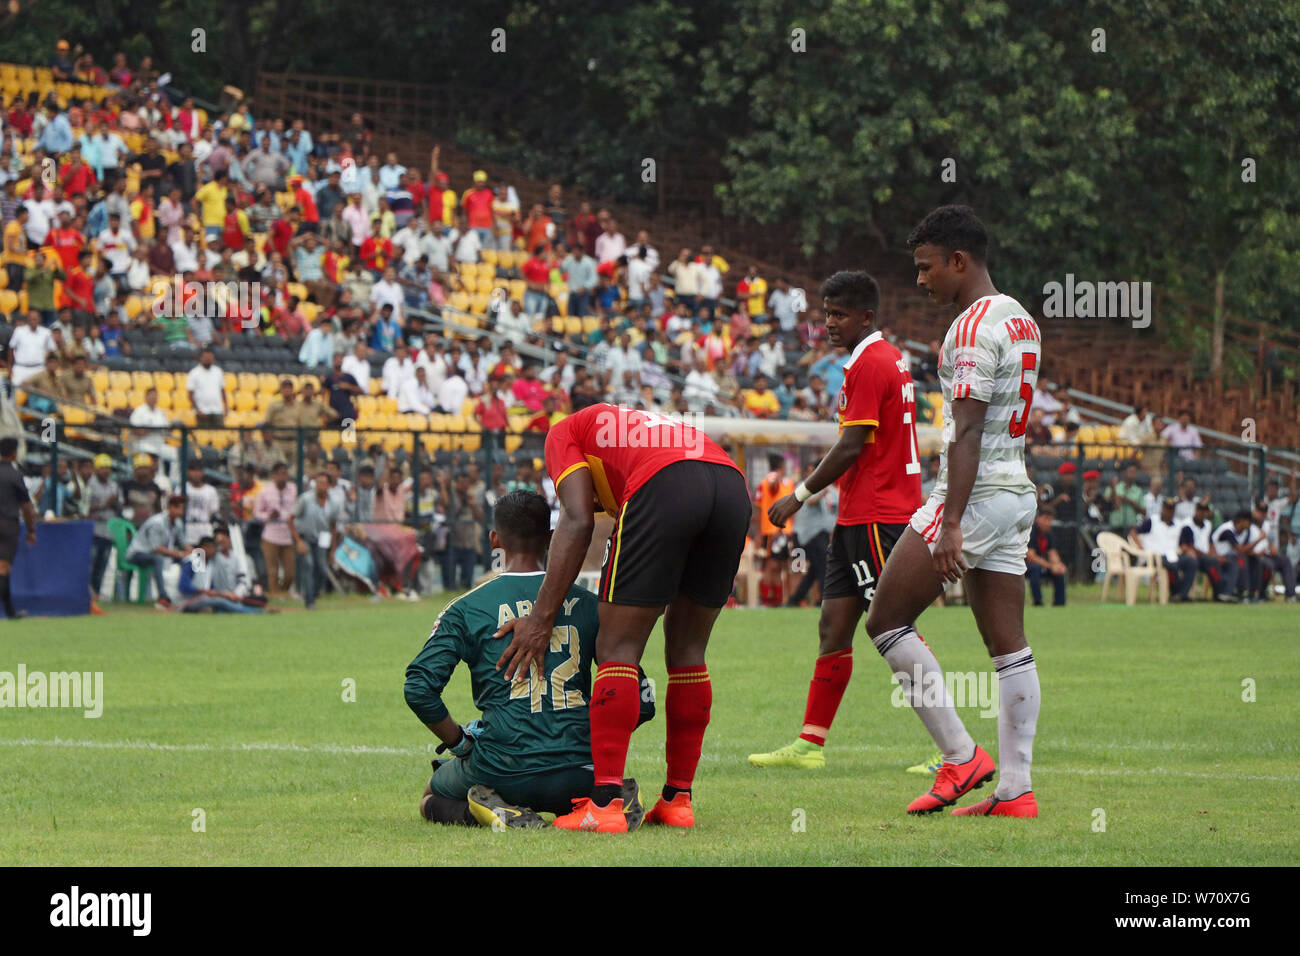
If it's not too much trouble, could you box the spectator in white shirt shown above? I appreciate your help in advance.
[8,311,56,385]
[397,365,436,414]
[369,265,405,324]
[415,341,448,394]
[438,368,469,416]
[454,226,481,264]
[493,298,532,347]
[626,250,653,307]
[381,342,416,398]
[1118,404,1158,445]
[628,230,659,270]
[757,330,786,380]
[594,218,626,265]
[98,212,137,283]
[666,248,701,310]
[183,461,221,545]
[171,224,200,273]
[22,197,50,246]
[1161,409,1203,460]
[540,350,575,393]
[341,342,372,394]
[187,348,227,427]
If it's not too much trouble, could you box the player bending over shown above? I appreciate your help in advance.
[404,490,647,830]
[749,270,937,772]
[864,205,1042,818]
[496,403,751,832]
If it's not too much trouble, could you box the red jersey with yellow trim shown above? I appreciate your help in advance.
[835,331,923,525]
[545,403,742,517]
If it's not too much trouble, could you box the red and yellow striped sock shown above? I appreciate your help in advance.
[590,662,641,787]
[665,665,712,790]
[799,648,853,746]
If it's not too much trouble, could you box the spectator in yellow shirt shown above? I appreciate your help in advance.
[743,374,780,419]
[193,170,230,242]
[739,265,768,322]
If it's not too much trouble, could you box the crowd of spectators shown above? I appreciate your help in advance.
[3,42,1294,613]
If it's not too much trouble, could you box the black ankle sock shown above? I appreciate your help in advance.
[662,785,690,802]
[592,783,621,807]
[0,575,13,617]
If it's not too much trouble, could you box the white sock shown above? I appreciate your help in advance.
[872,625,975,764]
[992,647,1039,799]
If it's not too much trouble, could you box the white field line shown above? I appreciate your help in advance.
[0,737,1295,783]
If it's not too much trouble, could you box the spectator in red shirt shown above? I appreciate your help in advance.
[273,295,309,340]
[269,206,300,260]
[7,98,32,138]
[59,248,96,319]
[290,175,319,229]
[462,171,495,246]
[511,362,547,413]
[59,146,98,198]
[48,210,85,271]
[522,204,553,254]
[359,231,395,276]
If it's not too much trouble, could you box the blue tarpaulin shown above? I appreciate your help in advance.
[3,520,92,618]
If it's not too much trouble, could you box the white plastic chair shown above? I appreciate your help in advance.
[1096,531,1168,605]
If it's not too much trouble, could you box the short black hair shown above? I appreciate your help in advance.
[198,535,215,547]
[906,205,989,262]
[493,489,551,550]
[819,270,880,313]
[0,437,17,457]
[1234,510,1253,523]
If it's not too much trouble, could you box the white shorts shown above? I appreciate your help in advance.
[909,490,1037,576]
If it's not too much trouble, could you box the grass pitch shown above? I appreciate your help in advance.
[1,586,1297,866]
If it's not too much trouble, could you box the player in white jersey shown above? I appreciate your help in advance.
[864,205,1042,817]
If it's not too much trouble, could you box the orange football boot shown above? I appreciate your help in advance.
[552,796,628,833]
[952,791,1038,817]
[906,744,995,814]
[644,791,695,828]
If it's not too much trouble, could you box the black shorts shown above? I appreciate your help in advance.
[600,460,751,608]
[822,521,908,609]
[0,518,19,563]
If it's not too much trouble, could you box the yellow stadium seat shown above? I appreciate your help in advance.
[257,373,279,392]
[287,282,308,301]
[475,262,495,280]
[445,415,466,433]
[178,409,197,427]
[378,396,398,415]
[234,392,257,412]
[565,317,583,337]
[237,372,259,392]
[105,388,129,410]
[480,249,499,266]
[206,430,232,450]
[508,280,526,302]
[406,413,428,431]
[461,434,481,452]
[171,389,191,410]
[300,301,319,323]
[91,369,109,393]
[448,292,471,312]
[155,391,173,410]
[319,430,341,451]
[582,317,600,335]
[223,372,238,391]
[131,371,154,390]
[505,435,523,453]
[470,293,490,315]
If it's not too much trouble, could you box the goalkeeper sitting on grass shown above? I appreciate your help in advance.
[404,490,652,829]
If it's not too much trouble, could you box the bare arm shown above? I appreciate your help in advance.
[933,397,986,582]
[494,466,596,680]
[769,424,870,527]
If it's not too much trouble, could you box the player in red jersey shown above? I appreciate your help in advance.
[495,403,751,832]
[748,271,930,770]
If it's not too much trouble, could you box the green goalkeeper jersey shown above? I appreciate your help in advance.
[404,571,599,778]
